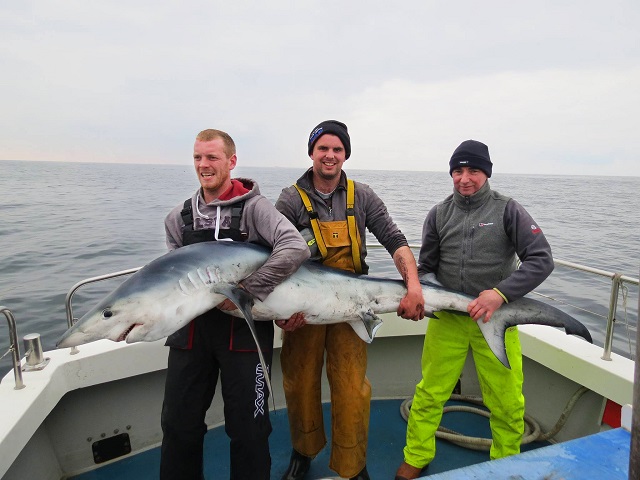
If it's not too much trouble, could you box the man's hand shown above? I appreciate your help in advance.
[397,288,425,321]
[217,299,238,311]
[216,283,250,311]
[392,246,425,321]
[467,289,504,323]
[275,312,306,331]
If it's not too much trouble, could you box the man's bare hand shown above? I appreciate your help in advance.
[275,312,307,331]
[216,299,238,311]
[397,288,425,321]
[467,289,504,323]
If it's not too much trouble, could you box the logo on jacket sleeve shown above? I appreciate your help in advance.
[478,222,494,227]
[530,224,542,234]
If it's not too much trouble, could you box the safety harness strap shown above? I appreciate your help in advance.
[293,181,362,273]
[346,179,363,274]
[294,184,329,259]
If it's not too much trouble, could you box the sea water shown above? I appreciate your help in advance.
[0,160,638,376]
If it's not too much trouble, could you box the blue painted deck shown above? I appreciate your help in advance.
[427,427,631,480]
[71,398,557,479]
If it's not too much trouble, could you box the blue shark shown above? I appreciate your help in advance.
[57,241,592,388]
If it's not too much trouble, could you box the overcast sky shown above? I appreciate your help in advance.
[2,1,638,176]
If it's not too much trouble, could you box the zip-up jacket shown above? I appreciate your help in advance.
[275,168,409,274]
[418,181,554,302]
[164,177,310,301]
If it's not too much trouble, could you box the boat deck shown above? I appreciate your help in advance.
[69,398,553,479]
[428,427,630,480]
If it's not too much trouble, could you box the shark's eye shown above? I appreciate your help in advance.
[102,308,113,318]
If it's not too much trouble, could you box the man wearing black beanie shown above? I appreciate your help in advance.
[448,139,493,178]
[307,120,352,160]
[275,120,425,480]
[396,140,554,479]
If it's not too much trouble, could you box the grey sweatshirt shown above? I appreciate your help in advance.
[418,181,554,302]
[164,178,310,301]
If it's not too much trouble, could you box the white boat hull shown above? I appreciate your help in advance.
[0,314,633,479]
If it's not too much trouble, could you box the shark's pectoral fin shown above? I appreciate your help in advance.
[348,309,383,344]
[213,284,274,407]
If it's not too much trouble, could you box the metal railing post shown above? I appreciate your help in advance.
[1,307,25,390]
[601,273,622,361]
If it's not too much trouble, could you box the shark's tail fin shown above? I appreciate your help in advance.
[503,297,593,344]
[477,295,593,369]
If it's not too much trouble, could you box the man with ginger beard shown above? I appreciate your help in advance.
[160,129,310,479]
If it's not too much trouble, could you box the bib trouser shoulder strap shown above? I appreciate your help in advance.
[293,182,362,274]
[180,199,194,231]
[294,184,329,259]
[346,179,363,274]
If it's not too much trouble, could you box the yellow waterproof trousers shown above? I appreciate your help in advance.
[281,322,371,478]
[403,311,524,469]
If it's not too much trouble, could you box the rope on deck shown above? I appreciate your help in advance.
[400,387,589,451]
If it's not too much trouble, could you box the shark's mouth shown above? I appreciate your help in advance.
[117,324,139,342]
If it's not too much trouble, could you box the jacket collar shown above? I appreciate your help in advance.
[297,167,348,194]
[452,180,492,210]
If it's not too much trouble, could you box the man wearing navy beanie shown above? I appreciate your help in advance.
[449,139,493,178]
[396,140,554,479]
[307,120,352,159]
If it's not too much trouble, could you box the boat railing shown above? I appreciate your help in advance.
[550,259,639,361]
[0,306,25,390]
[64,267,141,355]
[61,246,638,362]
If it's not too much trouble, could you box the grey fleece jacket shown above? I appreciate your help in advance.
[418,181,554,302]
[164,178,310,301]
[275,168,408,274]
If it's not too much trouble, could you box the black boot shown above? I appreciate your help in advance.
[280,449,311,480]
[350,465,370,480]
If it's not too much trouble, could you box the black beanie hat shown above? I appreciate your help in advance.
[449,140,492,178]
[308,120,351,159]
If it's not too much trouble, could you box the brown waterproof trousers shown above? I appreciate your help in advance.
[281,322,371,478]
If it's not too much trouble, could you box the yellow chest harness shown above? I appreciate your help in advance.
[294,179,363,274]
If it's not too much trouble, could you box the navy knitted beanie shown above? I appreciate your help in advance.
[449,140,492,178]
[308,120,351,159]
